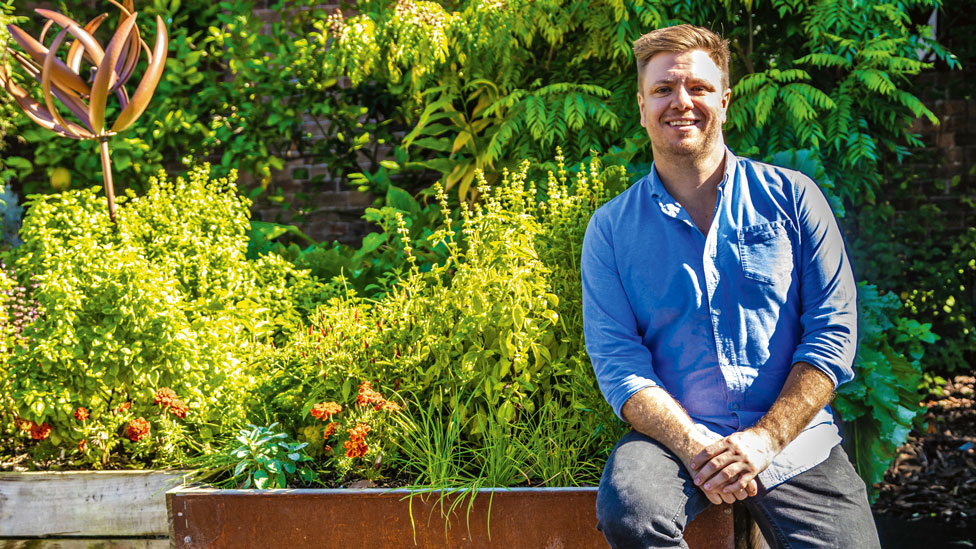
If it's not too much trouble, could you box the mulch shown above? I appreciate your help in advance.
[872,375,976,529]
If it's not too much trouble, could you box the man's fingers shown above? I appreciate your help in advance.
[720,471,757,494]
[747,479,759,497]
[701,462,748,491]
[734,488,749,501]
[703,489,724,505]
[689,439,728,470]
[693,452,736,485]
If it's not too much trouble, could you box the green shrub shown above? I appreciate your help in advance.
[834,283,936,494]
[846,172,976,378]
[2,165,322,467]
[243,154,626,485]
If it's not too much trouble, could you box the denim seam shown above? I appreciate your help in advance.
[670,488,692,536]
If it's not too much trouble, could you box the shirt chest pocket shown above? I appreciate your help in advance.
[737,221,794,284]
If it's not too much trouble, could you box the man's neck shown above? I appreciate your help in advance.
[653,144,727,235]
[653,144,727,207]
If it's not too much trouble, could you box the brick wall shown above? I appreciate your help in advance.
[907,94,976,232]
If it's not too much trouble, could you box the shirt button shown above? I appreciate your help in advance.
[730,403,739,411]
[714,308,722,315]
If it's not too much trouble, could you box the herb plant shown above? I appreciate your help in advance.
[229,424,316,489]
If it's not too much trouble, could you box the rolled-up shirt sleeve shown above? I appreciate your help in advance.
[790,174,857,388]
[582,210,665,419]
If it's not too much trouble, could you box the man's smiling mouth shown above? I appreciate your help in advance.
[667,120,698,127]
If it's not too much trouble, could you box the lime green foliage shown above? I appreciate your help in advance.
[834,283,936,495]
[2,165,321,466]
[245,154,625,486]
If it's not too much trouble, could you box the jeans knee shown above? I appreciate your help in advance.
[597,485,684,548]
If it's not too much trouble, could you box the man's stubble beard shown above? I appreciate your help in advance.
[653,117,725,166]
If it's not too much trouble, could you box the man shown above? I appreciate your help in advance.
[581,25,880,548]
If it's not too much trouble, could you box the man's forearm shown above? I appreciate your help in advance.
[690,361,836,496]
[621,387,713,464]
[747,361,835,453]
[623,386,758,503]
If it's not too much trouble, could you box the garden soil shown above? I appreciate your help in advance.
[872,375,976,547]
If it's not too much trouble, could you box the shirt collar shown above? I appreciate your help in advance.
[647,147,737,198]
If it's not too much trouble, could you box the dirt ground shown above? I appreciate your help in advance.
[872,375,976,531]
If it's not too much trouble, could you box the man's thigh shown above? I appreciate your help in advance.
[597,430,711,549]
[745,444,881,549]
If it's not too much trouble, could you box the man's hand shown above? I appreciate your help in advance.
[689,428,776,501]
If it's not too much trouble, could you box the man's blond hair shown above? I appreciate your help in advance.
[633,25,730,90]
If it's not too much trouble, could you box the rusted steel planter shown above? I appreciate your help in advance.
[0,470,186,546]
[167,485,734,548]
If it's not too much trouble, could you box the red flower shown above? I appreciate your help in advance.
[381,400,402,413]
[343,421,371,458]
[125,418,151,442]
[347,422,371,440]
[344,438,369,458]
[78,439,88,452]
[116,401,131,414]
[74,407,89,421]
[29,422,52,440]
[154,388,178,407]
[310,401,342,421]
[14,418,31,432]
[356,381,385,408]
[323,422,338,438]
[168,399,189,419]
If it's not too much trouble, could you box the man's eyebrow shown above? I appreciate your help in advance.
[648,76,715,88]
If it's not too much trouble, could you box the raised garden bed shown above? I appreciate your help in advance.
[0,470,186,547]
[167,485,736,548]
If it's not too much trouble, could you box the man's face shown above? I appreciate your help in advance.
[637,49,731,160]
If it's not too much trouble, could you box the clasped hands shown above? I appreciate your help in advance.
[685,428,777,505]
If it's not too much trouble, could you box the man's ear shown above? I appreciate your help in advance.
[637,92,646,127]
[720,88,731,123]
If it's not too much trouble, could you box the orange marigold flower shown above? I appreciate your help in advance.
[381,400,402,413]
[310,401,342,420]
[322,422,339,438]
[356,381,385,408]
[126,417,151,442]
[78,439,88,452]
[14,418,32,431]
[343,438,369,458]
[116,401,131,414]
[168,399,189,419]
[154,387,178,407]
[29,422,52,440]
[347,422,371,440]
[74,407,90,421]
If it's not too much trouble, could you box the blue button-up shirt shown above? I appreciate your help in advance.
[581,151,857,488]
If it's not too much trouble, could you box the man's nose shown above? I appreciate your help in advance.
[671,86,693,110]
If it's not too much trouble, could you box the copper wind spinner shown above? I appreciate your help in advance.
[0,0,168,223]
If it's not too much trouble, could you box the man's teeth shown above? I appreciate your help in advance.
[669,120,697,126]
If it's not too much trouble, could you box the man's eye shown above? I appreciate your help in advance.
[655,87,670,94]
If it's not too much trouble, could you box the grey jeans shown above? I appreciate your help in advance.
[596,430,881,548]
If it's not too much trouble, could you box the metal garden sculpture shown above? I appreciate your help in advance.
[0,0,168,223]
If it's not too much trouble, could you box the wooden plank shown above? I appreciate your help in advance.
[168,486,734,548]
[0,471,189,537]
[0,539,169,548]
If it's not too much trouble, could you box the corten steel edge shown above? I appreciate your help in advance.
[167,486,734,548]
